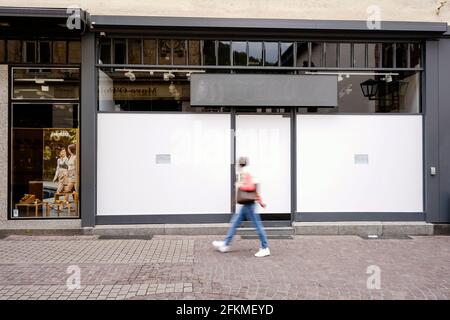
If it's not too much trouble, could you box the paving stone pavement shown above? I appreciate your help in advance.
[0,234,449,300]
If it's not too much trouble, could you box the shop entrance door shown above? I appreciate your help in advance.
[235,111,292,220]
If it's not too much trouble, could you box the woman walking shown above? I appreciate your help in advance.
[212,157,270,257]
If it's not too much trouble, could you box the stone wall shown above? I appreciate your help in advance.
[0,0,449,23]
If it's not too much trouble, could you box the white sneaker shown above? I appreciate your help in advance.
[254,248,270,257]
[212,240,230,253]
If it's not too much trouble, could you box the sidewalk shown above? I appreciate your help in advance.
[0,234,449,300]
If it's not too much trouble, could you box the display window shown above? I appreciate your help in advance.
[10,67,80,219]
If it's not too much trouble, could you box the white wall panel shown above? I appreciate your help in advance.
[97,113,231,215]
[297,115,423,212]
[236,115,291,214]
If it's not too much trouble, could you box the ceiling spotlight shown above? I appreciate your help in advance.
[186,72,192,80]
[385,74,393,83]
[163,72,175,81]
[124,71,136,81]
[337,74,344,82]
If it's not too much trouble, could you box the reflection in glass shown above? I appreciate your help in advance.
[299,72,420,114]
[39,41,51,64]
[248,42,262,66]
[13,68,80,100]
[396,43,409,68]
[218,41,231,65]
[382,43,394,68]
[325,43,338,67]
[353,43,366,68]
[53,41,67,64]
[143,40,157,65]
[159,39,172,65]
[264,42,279,66]
[410,43,421,68]
[173,40,187,65]
[11,103,79,218]
[188,40,201,65]
[280,42,294,67]
[203,40,216,65]
[296,42,309,67]
[8,40,21,63]
[310,42,323,67]
[23,41,36,63]
[128,39,142,64]
[367,43,381,68]
[232,41,247,66]
[68,41,81,64]
[339,43,351,68]
[0,40,5,62]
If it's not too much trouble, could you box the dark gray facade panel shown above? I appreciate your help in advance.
[90,15,447,33]
[296,212,425,222]
[424,41,441,223]
[191,74,338,107]
[81,32,97,228]
[438,39,450,223]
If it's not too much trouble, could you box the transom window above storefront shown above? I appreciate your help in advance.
[0,39,81,64]
[97,37,422,69]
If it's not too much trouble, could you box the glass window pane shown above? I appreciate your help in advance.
[353,43,366,68]
[68,41,81,64]
[410,43,421,68]
[248,42,262,66]
[128,39,142,64]
[296,42,309,67]
[396,43,408,68]
[382,43,394,68]
[173,40,187,65]
[98,68,193,112]
[39,41,51,64]
[310,42,323,67]
[11,103,79,218]
[13,68,80,100]
[325,43,338,67]
[280,42,294,67]
[264,42,279,66]
[143,39,157,65]
[188,40,201,65]
[203,40,216,65]
[232,41,247,66]
[23,41,36,63]
[218,41,231,66]
[0,40,5,62]
[53,41,67,64]
[367,43,381,68]
[158,39,172,65]
[7,40,21,63]
[303,71,421,114]
[113,39,126,64]
[339,43,351,68]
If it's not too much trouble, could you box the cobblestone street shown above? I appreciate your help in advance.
[0,234,449,300]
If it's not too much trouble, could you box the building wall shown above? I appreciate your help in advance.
[0,0,450,23]
[438,38,450,223]
[0,65,7,221]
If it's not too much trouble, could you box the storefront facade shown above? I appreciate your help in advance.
[1,4,450,229]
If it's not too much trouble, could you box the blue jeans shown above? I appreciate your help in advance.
[224,203,269,249]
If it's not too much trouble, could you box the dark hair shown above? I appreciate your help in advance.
[68,144,76,155]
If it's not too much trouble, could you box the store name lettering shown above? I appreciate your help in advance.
[50,130,70,140]
[101,86,158,96]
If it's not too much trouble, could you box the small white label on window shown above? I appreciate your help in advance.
[355,154,369,165]
[156,154,171,164]
[13,209,19,217]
